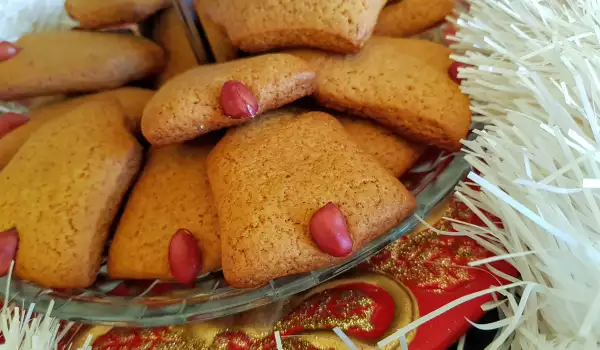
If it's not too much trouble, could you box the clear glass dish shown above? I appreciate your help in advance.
[0,136,472,327]
[0,0,473,326]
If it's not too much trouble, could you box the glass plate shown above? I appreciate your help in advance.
[0,0,473,326]
[0,133,473,327]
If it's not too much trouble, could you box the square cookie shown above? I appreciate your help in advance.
[311,36,471,151]
[0,100,143,288]
[109,141,221,280]
[205,0,387,54]
[207,110,416,288]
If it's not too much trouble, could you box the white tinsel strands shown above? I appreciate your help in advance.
[451,0,600,348]
[0,0,75,42]
[0,264,68,350]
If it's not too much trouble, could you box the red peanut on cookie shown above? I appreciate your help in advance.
[309,203,353,258]
[169,229,202,285]
[0,113,29,139]
[0,41,20,61]
[220,81,259,119]
[0,228,19,277]
[449,61,468,85]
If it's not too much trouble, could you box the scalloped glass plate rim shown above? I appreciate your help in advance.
[0,136,474,327]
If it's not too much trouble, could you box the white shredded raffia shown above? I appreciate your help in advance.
[274,331,283,350]
[332,327,359,350]
[0,0,75,42]
[0,262,92,350]
[0,262,61,350]
[382,0,600,349]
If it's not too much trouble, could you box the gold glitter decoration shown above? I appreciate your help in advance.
[154,328,207,350]
[279,337,329,350]
[297,275,419,347]
[275,289,375,334]
[87,199,484,349]
[92,327,205,350]
[365,198,491,293]
[209,331,252,350]
[253,336,329,350]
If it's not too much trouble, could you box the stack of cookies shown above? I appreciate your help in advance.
[0,0,470,290]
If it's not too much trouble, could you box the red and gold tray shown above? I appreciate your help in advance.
[53,194,516,350]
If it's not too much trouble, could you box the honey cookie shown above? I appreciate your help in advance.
[371,36,453,72]
[0,100,143,288]
[288,36,453,73]
[338,116,426,178]
[374,0,455,38]
[142,53,315,146]
[313,37,470,151]
[195,0,239,63]
[0,87,153,169]
[66,0,171,30]
[153,8,204,86]
[109,140,221,280]
[205,0,387,54]
[0,31,164,100]
[207,111,416,289]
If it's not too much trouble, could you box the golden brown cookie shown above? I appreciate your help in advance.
[108,140,221,280]
[153,8,204,86]
[372,36,453,72]
[0,100,143,288]
[338,116,426,178]
[0,88,153,170]
[195,0,239,63]
[288,36,453,73]
[205,0,387,54]
[374,0,455,38]
[0,31,164,100]
[142,53,315,146]
[66,0,171,29]
[313,37,470,151]
[207,111,416,289]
